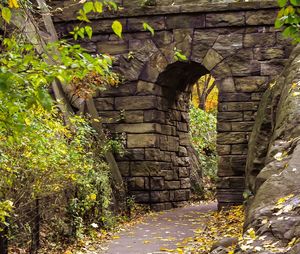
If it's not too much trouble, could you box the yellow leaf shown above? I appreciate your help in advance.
[143,240,150,244]
[8,0,19,8]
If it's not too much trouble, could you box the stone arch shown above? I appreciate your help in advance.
[54,0,292,209]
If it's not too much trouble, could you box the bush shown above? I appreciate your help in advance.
[189,105,218,199]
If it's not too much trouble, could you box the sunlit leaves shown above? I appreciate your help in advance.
[278,0,288,7]
[143,22,155,36]
[275,0,300,43]
[174,49,188,62]
[8,0,19,8]
[83,1,94,13]
[112,20,123,38]
[1,7,11,23]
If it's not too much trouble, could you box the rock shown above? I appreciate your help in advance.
[238,45,300,252]
[211,237,238,251]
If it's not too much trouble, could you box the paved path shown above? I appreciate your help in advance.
[104,202,217,254]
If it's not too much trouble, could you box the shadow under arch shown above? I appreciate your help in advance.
[157,61,209,105]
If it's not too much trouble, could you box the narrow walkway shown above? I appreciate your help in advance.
[104,202,217,254]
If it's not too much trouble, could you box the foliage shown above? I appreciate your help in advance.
[275,0,300,43]
[0,0,122,250]
[191,74,218,112]
[189,105,218,199]
[159,205,244,253]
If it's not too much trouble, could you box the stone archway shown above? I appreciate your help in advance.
[54,0,292,210]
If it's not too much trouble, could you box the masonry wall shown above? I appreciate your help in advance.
[53,0,293,209]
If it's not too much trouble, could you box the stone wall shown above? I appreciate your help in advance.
[53,0,292,209]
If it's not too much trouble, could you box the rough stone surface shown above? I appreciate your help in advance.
[237,45,300,253]
[53,1,292,210]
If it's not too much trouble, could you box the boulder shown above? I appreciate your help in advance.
[238,45,300,253]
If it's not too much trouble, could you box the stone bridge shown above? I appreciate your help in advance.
[54,0,292,210]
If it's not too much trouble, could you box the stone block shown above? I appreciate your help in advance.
[151,202,173,211]
[178,132,190,146]
[97,41,128,55]
[191,30,218,62]
[114,123,161,134]
[219,77,236,93]
[178,146,188,157]
[217,132,247,145]
[127,16,166,32]
[177,122,188,132]
[131,161,162,176]
[127,134,160,148]
[160,135,179,152]
[219,102,259,112]
[162,170,178,181]
[151,191,170,202]
[130,191,150,203]
[173,190,190,201]
[180,178,191,189]
[139,52,168,83]
[231,144,248,155]
[217,176,245,189]
[178,167,189,178]
[219,93,251,102]
[235,76,269,92]
[137,81,162,95]
[115,96,162,110]
[261,60,286,76]
[217,145,231,155]
[217,112,243,122]
[229,60,261,76]
[246,10,277,26]
[161,125,177,136]
[254,47,285,60]
[202,49,224,71]
[128,177,146,190]
[244,33,275,48]
[166,14,205,29]
[144,110,166,124]
[217,122,231,132]
[217,156,246,177]
[165,181,181,190]
[216,190,244,203]
[153,31,174,47]
[123,110,145,123]
[95,98,114,110]
[231,122,254,132]
[118,149,145,161]
[145,148,164,161]
[150,177,165,190]
[243,111,256,121]
[173,28,193,57]
[213,33,243,56]
[206,12,245,27]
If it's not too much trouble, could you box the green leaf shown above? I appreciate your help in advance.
[143,22,155,36]
[112,20,122,38]
[278,0,288,7]
[275,19,284,28]
[291,0,300,6]
[94,1,103,13]
[85,26,93,39]
[2,7,11,24]
[108,1,118,10]
[83,2,94,14]
[174,51,188,62]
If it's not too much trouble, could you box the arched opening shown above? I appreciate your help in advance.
[156,61,219,202]
[190,74,219,200]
